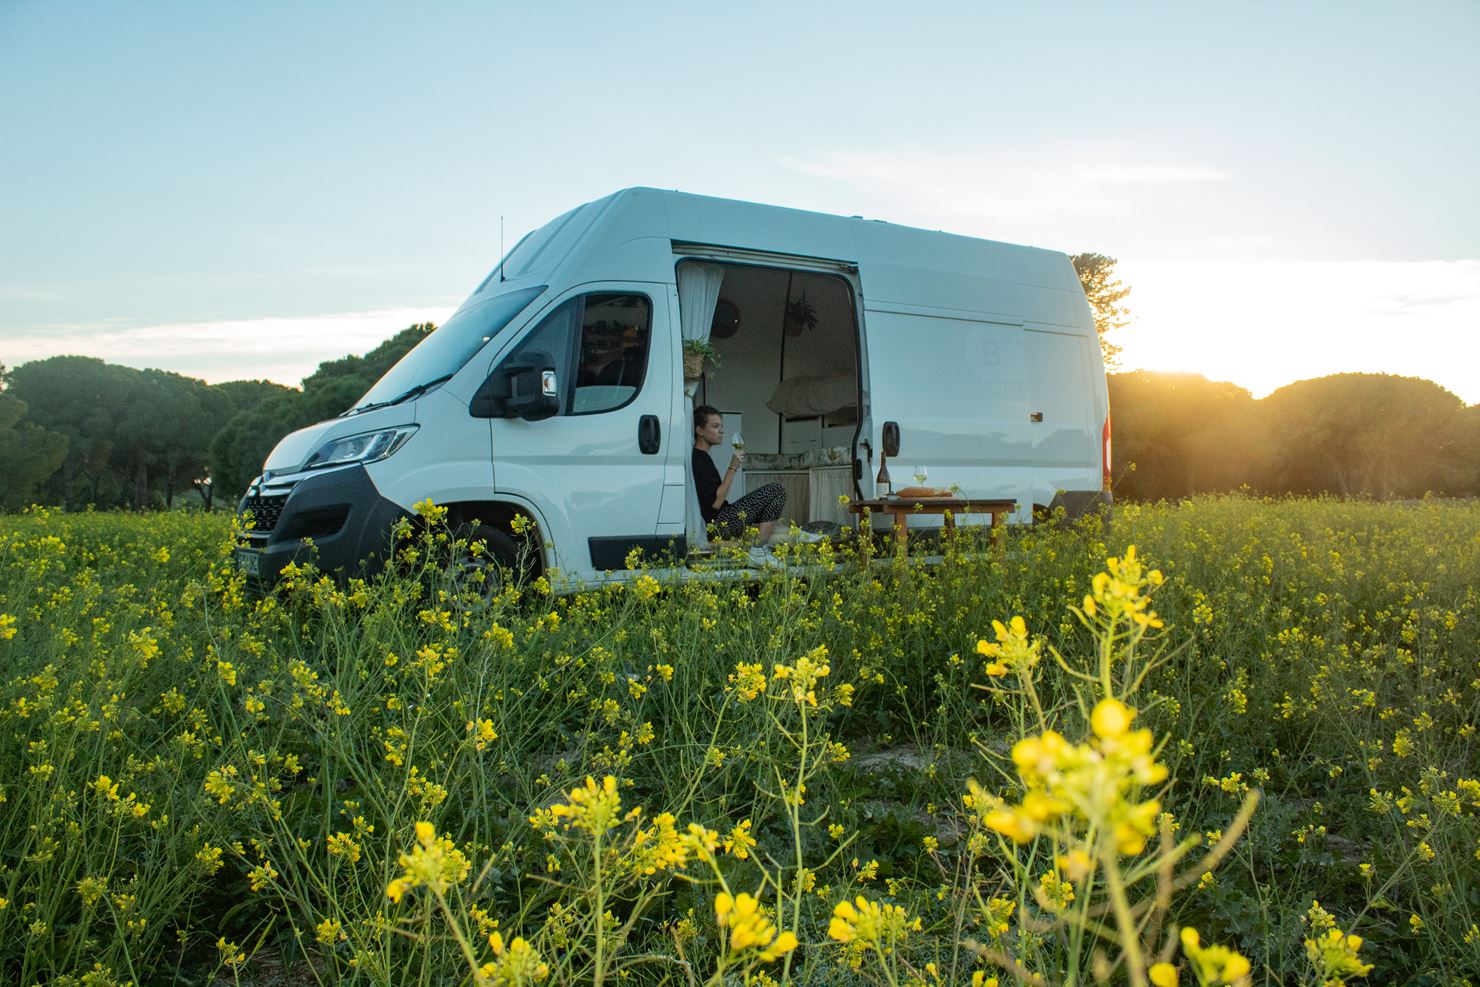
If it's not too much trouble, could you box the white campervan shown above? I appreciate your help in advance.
[236,188,1111,586]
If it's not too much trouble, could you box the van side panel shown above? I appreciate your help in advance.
[862,306,1031,518]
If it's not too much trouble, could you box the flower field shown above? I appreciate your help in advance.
[1,497,1477,985]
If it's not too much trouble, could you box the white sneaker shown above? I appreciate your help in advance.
[747,546,782,568]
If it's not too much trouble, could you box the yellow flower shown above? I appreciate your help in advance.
[985,702,1168,857]
[315,918,343,944]
[0,613,16,640]
[772,645,831,706]
[481,931,551,985]
[985,805,1037,843]
[728,662,767,701]
[217,937,246,966]
[628,812,690,875]
[976,616,1041,678]
[93,775,121,801]
[327,832,362,863]
[1086,545,1165,628]
[196,844,225,875]
[247,861,279,892]
[385,821,471,903]
[468,718,498,751]
[1091,698,1134,739]
[548,776,624,835]
[723,820,758,860]
[77,875,108,906]
[714,892,798,962]
[1055,848,1094,882]
[1304,927,1373,983]
[981,896,1015,939]
[1037,869,1075,911]
[681,823,720,862]
[828,895,921,951]
[1179,927,1251,985]
[1149,962,1179,987]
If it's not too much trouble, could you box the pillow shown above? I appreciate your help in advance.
[766,374,856,418]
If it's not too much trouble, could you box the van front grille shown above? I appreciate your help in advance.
[241,494,288,533]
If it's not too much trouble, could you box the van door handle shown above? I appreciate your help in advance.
[638,415,661,454]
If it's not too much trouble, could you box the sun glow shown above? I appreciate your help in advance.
[1114,259,1480,402]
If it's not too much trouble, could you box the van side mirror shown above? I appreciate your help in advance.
[881,420,900,457]
[469,350,560,420]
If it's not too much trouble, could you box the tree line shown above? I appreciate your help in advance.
[1110,371,1480,501]
[0,324,431,511]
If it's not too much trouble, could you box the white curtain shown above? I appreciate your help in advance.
[677,262,724,343]
[677,262,724,547]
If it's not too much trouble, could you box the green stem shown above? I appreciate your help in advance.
[1100,615,1117,699]
[433,887,485,981]
[593,830,606,987]
[1101,850,1147,987]
[1023,675,1048,734]
[781,704,809,982]
[875,940,901,987]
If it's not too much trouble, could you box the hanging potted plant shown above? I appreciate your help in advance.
[783,293,819,337]
[683,338,719,381]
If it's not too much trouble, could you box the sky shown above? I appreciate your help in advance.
[2,1,1478,402]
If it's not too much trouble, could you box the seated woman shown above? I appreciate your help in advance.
[692,405,785,542]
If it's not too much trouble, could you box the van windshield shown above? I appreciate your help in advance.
[349,286,545,413]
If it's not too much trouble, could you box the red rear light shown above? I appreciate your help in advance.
[1102,414,1113,490]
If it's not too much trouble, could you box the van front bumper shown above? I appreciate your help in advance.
[235,465,411,585]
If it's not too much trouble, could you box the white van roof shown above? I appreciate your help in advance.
[489,188,1094,334]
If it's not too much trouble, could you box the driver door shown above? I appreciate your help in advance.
[486,284,675,572]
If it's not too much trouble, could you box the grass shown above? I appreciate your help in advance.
[0,496,1476,985]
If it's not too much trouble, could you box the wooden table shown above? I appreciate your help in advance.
[848,497,1016,554]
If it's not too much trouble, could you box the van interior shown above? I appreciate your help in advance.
[688,262,861,530]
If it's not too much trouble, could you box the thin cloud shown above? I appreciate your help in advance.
[778,143,1235,250]
[1074,165,1230,184]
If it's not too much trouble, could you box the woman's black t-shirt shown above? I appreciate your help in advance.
[692,448,724,523]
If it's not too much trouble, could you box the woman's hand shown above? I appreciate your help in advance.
[729,451,745,471]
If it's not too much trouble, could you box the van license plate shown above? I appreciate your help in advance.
[236,549,261,576]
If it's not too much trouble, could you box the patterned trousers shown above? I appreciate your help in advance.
[712,482,786,539]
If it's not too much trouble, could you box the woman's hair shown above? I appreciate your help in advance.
[694,404,722,432]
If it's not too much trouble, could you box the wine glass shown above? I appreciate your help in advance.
[730,432,745,452]
[913,465,929,486]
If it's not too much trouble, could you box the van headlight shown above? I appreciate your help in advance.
[303,425,419,470]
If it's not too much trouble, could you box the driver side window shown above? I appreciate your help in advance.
[498,292,652,416]
[571,294,651,415]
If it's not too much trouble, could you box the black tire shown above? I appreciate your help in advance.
[447,522,534,600]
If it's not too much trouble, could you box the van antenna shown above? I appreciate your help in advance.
[500,216,505,283]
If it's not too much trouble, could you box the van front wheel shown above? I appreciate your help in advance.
[448,522,534,600]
